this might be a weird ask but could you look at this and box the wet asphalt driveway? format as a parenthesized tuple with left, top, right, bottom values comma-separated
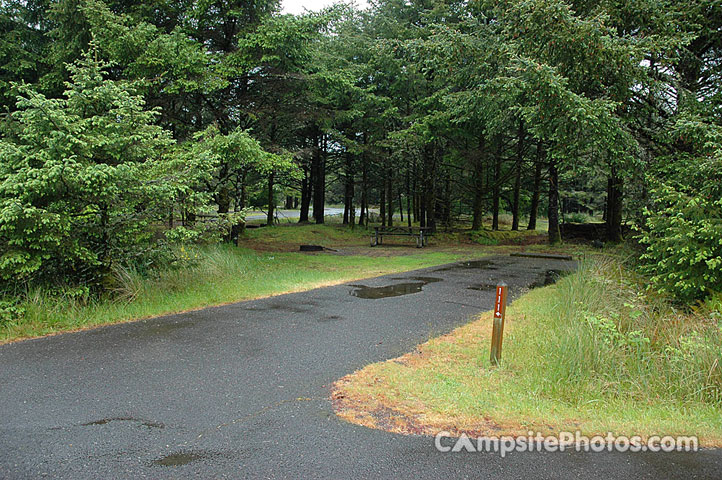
(1, 255, 720, 479)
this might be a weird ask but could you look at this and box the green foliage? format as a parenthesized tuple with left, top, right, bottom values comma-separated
(527, 257, 722, 405)
(186, 125, 299, 218)
(639, 118, 722, 303)
(705, 292, 722, 315)
(190, 125, 293, 175)
(0, 47, 185, 288)
(81, 0, 222, 95)
(0, 1, 50, 110)
(0, 297, 25, 327)
(564, 212, 592, 223)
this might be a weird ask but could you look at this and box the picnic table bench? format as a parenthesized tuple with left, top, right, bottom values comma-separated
(371, 226, 433, 248)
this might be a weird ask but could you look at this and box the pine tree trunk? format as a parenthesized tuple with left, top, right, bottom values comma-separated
(343, 168, 354, 225)
(527, 142, 542, 230)
(406, 169, 412, 227)
(266, 171, 275, 226)
(398, 191, 404, 223)
(419, 191, 426, 228)
(380, 184, 386, 227)
(299, 165, 311, 223)
(312, 132, 325, 224)
(492, 143, 501, 231)
(442, 173, 451, 227)
(359, 160, 368, 226)
(426, 190, 436, 232)
(386, 170, 393, 227)
(606, 166, 624, 242)
(548, 155, 562, 244)
(426, 144, 438, 232)
(412, 160, 418, 223)
(512, 120, 524, 231)
(420, 145, 431, 229)
(472, 135, 485, 231)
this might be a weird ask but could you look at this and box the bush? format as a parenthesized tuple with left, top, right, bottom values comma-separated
(0, 298, 25, 327)
(639, 180, 722, 303)
(638, 120, 722, 303)
(0, 48, 195, 290)
(563, 212, 592, 223)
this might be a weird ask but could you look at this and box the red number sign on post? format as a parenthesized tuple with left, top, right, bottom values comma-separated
(490, 282, 508, 366)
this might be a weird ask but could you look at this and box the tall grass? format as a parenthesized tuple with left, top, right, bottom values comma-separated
(512, 257, 722, 406)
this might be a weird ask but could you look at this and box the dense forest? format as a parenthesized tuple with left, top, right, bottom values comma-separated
(1, 0, 720, 304)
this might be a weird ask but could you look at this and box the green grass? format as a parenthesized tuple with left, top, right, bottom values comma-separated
(467, 229, 544, 245)
(1, 243, 472, 344)
(563, 212, 595, 223)
(242, 223, 371, 246)
(334, 254, 722, 445)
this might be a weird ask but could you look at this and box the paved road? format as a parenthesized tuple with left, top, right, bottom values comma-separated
(246, 208, 346, 222)
(1, 255, 720, 479)
(246, 207, 387, 222)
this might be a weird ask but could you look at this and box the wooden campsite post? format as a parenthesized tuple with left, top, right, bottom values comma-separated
(490, 282, 508, 366)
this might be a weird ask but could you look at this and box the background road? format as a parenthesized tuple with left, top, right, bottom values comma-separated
(1, 255, 719, 479)
(245, 208, 345, 222)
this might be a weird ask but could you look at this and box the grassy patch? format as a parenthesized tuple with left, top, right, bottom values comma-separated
(1, 244, 471, 344)
(466, 229, 545, 246)
(333, 255, 722, 445)
(242, 223, 370, 249)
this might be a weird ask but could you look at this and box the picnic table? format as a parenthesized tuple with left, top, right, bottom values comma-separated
(370, 226, 433, 248)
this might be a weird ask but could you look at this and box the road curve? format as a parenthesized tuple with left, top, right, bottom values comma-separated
(1, 255, 719, 479)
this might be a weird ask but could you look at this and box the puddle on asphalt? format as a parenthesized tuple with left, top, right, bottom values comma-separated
(82, 417, 164, 429)
(130, 320, 195, 338)
(349, 277, 441, 299)
(390, 276, 443, 283)
(467, 270, 569, 292)
(530, 269, 566, 288)
(434, 260, 497, 272)
(349, 282, 425, 299)
(152, 451, 205, 467)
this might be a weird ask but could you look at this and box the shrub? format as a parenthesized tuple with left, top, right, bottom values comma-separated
(0, 48, 196, 290)
(0, 298, 25, 327)
(564, 212, 592, 223)
(638, 118, 722, 304)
